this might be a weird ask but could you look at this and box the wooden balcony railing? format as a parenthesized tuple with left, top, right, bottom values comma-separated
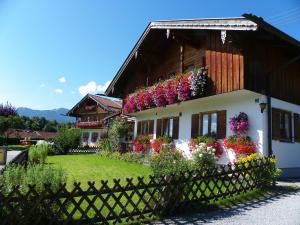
(75, 121, 103, 128)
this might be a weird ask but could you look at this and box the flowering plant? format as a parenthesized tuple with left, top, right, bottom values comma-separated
(133, 135, 151, 152)
(177, 72, 192, 101)
(229, 112, 249, 134)
(224, 135, 256, 156)
(144, 88, 155, 108)
(192, 143, 217, 170)
(154, 85, 167, 107)
(164, 79, 179, 105)
(123, 95, 136, 114)
(122, 67, 207, 113)
(136, 90, 146, 111)
(189, 68, 207, 97)
(189, 136, 223, 158)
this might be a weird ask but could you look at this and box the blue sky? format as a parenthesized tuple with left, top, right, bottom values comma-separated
(0, 0, 299, 110)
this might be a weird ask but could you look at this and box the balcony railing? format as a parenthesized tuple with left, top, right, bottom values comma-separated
(75, 121, 103, 128)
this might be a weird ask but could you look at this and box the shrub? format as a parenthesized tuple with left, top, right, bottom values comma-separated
(192, 143, 217, 171)
(150, 136, 172, 153)
(189, 136, 223, 158)
(108, 118, 130, 150)
(150, 146, 192, 177)
(133, 135, 151, 152)
(120, 152, 149, 164)
(28, 144, 49, 164)
(98, 149, 112, 158)
(237, 153, 281, 186)
(98, 138, 112, 151)
(224, 135, 256, 156)
(0, 164, 66, 194)
(54, 125, 81, 154)
(0, 164, 66, 222)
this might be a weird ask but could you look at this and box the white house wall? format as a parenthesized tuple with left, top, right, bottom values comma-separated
(271, 97, 300, 177)
(132, 90, 266, 163)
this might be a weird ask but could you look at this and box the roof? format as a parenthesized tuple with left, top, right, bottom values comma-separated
(105, 14, 300, 96)
(7, 129, 57, 139)
(67, 94, 122, 116)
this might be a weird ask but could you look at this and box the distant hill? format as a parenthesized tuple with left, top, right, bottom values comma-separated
(17, 107, 75, 123)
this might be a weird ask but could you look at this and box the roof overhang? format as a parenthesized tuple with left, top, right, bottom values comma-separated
(105, 14, 300, 97)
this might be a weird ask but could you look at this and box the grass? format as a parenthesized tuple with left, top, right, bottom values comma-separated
(47, 154, 153, 189)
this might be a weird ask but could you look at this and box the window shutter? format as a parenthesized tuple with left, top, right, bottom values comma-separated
(272, 108, 280, 140)
(172, 117, 179, 139)
(156, 119, 162, 137)
(137, 121, 142, 136)
(294, 113, 300, 142)
(149, 120, 154, 136)
(217, 110, 227, 139)
(191, 114, 199, 138)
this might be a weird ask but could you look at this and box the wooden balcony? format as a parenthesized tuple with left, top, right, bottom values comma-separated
(75, 121, 103, 128)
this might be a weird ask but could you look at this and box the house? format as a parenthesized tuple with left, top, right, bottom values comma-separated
(67, 94, 122, 146)
(105, 14, 300, 178)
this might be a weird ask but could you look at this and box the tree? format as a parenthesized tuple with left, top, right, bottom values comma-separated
(0, 102, 17, 117)
(54, 125, 81, 154)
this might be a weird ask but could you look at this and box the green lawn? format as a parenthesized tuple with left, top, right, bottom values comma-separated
(47, 154, 152, 189)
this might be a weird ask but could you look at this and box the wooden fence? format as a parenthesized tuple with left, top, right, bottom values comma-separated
(0, 157, 273, 225)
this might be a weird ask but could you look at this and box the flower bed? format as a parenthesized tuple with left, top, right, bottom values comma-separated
(123, 68, 207, 113)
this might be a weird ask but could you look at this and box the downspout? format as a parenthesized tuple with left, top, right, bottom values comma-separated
(266, 54, 300, 157)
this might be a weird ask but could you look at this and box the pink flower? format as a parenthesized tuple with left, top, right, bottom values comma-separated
(177, 72, 192, 101)
(154, 85, 167, 107)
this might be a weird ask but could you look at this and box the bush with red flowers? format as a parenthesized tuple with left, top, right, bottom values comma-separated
(150, 136, 172, 153)
(136, 90, 146, 111)
(133, 135, 151, 152)
(154, 85, 167, 107)
(122, 68, 207, 113)
(164, 79, 178, 105)
(177, 72, 192, 101)
(224, 135, 256, 155)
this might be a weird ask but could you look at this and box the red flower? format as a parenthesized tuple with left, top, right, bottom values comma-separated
(164, 79, 179, 104)
(207, 140, 223, 158)
(224, 136, 256, 156)
(151, 139, 163, 153)
(136, 91, 146, 111)
(178, 72, 192, 101)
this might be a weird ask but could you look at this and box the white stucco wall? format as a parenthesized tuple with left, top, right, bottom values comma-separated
(271, 97, 300, 169)
(81, 128, 107, 146)
(132, 90, 266, 164)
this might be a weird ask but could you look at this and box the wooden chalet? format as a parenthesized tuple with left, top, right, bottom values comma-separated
(105, 14, 300, 178)
(67, 94, 122, 146)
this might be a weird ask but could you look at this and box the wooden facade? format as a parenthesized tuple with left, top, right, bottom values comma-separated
(107, 18, 300, 107)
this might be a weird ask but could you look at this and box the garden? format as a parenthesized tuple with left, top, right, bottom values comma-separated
(0, 111, 281, 225)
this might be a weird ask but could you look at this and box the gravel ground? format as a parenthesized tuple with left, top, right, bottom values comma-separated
(149, 181, 300, 225)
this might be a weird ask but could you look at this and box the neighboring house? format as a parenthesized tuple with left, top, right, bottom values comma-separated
(105, 14, 300, 178)
(6, 129, 56, 140)
(67, 94, 122, 146)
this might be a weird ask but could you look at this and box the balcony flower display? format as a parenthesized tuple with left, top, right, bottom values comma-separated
(164, 79, 179, 104)
(123, 95, 137, 114)
(123, 67, 207, 113)
(189, 68, 207, 97)
(154, 85, 167, 107)
(229, 112, 249, 134)
(136, 90, 146, 111)
(144, 87, 155, 108)
(177, 72, 192, 101)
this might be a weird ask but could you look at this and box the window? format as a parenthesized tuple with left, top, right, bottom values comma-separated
(156, 117, 179, 139)
(82, 132, 89, 142)
(294, 113, 300, 142)
(191, 110, 226, 139)
(272, 108, 292, 142)
(137, 120, 154, 136)
(91, 132, 99, 143)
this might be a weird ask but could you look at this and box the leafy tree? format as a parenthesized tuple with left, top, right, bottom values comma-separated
(54, 125, 81, 154)
(0, 102, 17, 117)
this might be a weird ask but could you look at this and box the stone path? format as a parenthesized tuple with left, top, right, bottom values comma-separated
(149, 181, 300, 225)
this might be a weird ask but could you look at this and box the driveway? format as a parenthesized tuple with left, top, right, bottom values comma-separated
(149, 181, 300, 225)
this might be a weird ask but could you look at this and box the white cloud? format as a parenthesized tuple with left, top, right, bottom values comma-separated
(55, 89, 63, 94)
(79, 81, 111, 96)
(40, 83, 46, 88)
(58, 76, 66, 83)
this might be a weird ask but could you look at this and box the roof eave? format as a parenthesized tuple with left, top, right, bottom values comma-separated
(104, 17, 258, 97)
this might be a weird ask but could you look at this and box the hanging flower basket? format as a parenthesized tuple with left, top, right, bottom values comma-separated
(229, 112, 249, 134)
(123, 68, 207, 113)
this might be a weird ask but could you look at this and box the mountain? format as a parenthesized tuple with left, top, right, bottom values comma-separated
(17, 107, 75, 123)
